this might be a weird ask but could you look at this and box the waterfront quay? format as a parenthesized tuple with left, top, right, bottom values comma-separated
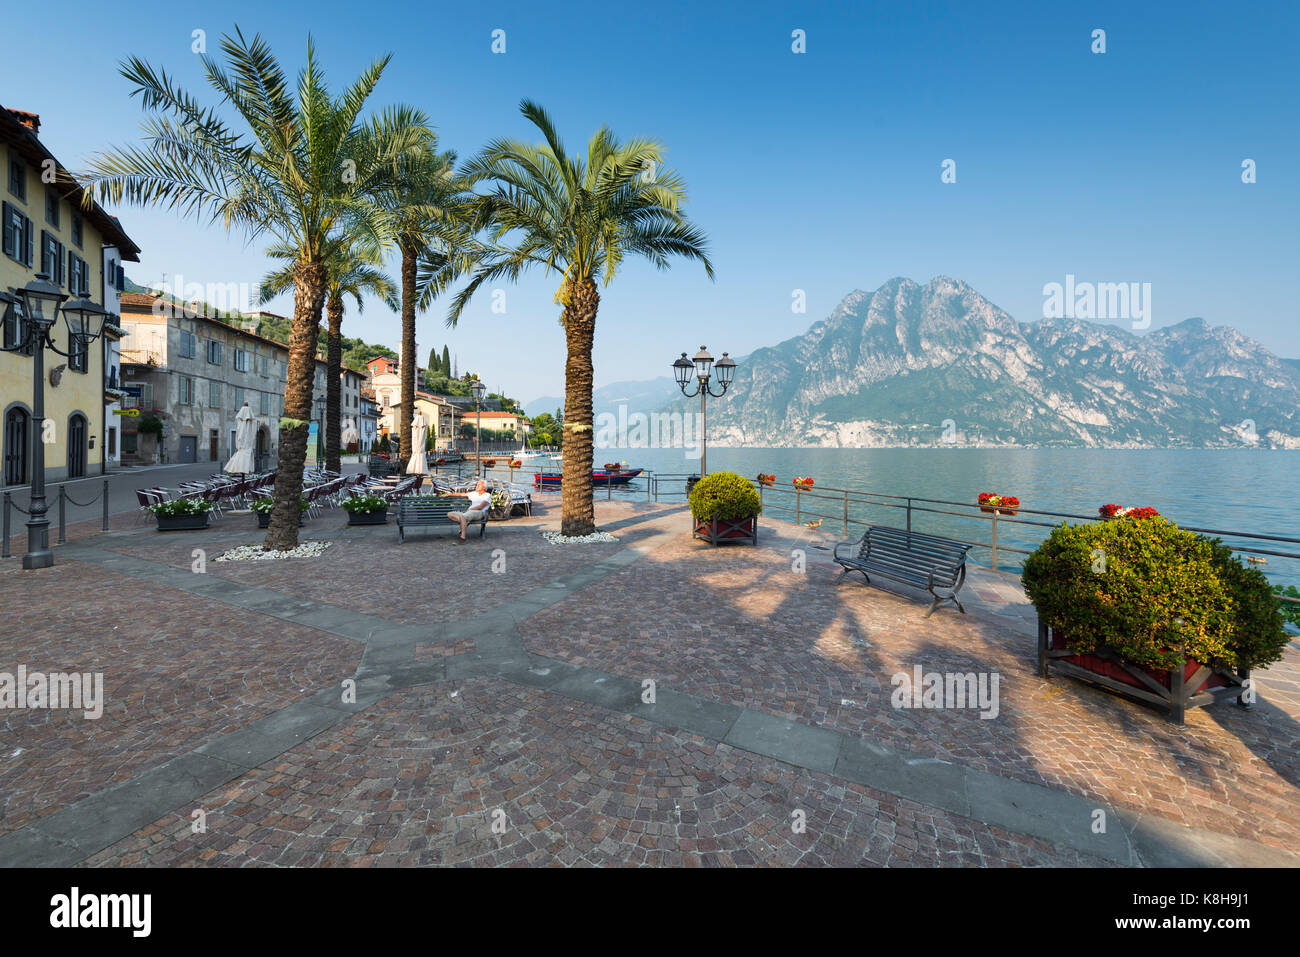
(1, 499, 1296, 867)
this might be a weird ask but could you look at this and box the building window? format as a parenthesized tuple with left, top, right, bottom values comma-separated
(45, 187, 59, 228)
(69, 335, 88, 373)
(180, 376, 195, 404)
(7, 157, 25, 201)
(233, 348, 249, 372)
(107, 427, 117, 456)
(71, 215, 83, 248)
(232, 387, 243, 408)
(259, 392, 269, 414)
(179, 330, 197, 358)
(209, 380, 220, 407)
(40, 231, 65, 285)
(258, 354, 268, 376)
(2, 202, 34, 266)
(206, 339, 223, 364)
(3, 299, 31, 354)
(67, 252, 89, 296)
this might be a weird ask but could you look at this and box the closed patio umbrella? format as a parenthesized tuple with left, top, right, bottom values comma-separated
(406, 414, 428, 475)
(341, 417, 360, 449)
(225, 403, 256, 474)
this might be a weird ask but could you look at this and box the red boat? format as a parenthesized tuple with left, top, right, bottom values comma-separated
(534, 467, 644, 488)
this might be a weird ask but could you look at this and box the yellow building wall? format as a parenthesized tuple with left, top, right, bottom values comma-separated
(1, 157, 106, 483)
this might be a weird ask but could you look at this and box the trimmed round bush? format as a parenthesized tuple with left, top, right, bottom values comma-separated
(1021, 516, 1288, 671)
(688, 471, 761, 522)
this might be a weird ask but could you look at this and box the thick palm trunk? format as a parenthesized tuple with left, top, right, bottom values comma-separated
(399, 242, 417, 468)
(560, 279, 598, 536)
(325, 295, 343, 474)
(265, 261, 327, 551)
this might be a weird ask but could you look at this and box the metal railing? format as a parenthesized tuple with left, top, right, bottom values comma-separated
(3, 480, 110, 558)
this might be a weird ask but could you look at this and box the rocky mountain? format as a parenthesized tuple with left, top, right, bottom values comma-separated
(526, 375, 680, 422)
(660, 277, 1300, 448)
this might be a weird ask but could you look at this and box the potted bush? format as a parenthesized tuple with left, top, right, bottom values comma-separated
(150, 497, 213, 531)
(487, 488, 512, 521)
(251, 496, 308, 528)
(342, 492, 389, 526)
(689, 471, 761, 545)
(1022, 514, 1289, 722)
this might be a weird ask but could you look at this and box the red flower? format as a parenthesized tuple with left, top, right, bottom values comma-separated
(1005, 496, 1020, 507)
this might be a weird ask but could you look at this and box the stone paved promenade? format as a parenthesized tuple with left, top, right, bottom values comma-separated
(1, 498, 1297, 867)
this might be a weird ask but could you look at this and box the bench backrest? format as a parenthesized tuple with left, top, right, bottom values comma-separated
(396, 495, 461, 521)
(859, 525, 971, 569)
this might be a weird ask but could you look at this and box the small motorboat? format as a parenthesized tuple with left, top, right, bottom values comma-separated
(533, 466, 644, 488)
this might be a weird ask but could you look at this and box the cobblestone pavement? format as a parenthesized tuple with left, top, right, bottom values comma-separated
(2, 498, 1297, 866)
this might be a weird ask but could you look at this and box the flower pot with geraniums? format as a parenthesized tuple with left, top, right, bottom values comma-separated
(756, 473, 775, 487)
(342, 493, 389, 526)
(978, 492, 1020, 515)
(1022, 513, 1289, 723)
(251, 496, 308, 527)
(1099, 503, 1161, 520)
(792, 476, 814, 489)
(689, 471, 761, 545)
(150, 497, 214, 531)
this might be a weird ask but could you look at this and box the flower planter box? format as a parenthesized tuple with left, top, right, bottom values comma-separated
(155, 513, 211, 531)
(257, 513, 305, 528)
(346, 510, 388, 526)
(1037, 621, 1250, 724)
(693, 515, 757, 546)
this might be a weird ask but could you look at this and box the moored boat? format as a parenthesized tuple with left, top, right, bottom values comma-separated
(534, 467, 644, 488)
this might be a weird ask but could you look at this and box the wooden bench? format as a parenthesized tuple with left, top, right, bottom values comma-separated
(833, 525, 972, 617)
(395, 495, 486, 543)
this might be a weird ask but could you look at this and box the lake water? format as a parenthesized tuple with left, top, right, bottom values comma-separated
(563, 446, 1300, 588)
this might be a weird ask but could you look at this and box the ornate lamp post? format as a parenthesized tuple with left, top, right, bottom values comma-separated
(470, 378, 486, 477)
(0, 274, 107, 569)
(673, 346, 736, 478)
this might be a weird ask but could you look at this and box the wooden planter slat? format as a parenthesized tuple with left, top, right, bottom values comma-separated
(693, 515, 758, 546)
(1037, 620, 1251, 724)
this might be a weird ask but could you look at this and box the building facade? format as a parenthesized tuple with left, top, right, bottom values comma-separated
(2, 107, 141, 486)
(119, 293, 288, 468)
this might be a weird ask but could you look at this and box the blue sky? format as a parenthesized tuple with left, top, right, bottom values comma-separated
(5, 0, 1297, 402)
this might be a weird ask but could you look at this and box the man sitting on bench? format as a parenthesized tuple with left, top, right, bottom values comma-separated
(448, 479, 491, 543)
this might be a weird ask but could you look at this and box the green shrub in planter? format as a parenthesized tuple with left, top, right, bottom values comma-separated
(341, 493, 387, 515)
(688, 471, 761, 522)
(1021, 515, 1288, 671)
(148, 498, 213, 517)
(251, 496, 309, 514)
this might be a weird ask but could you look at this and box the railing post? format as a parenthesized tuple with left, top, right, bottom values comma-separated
(906, 498, 912, 532)
(647, 471, 652, 503)
(57, 485, 66, 545)
(990, 510, 998, 570)
(2, 491, 10, 558)
(795, 487, 801, 526)
(843, 489, 848, 536)
(102, 479, 109, 531)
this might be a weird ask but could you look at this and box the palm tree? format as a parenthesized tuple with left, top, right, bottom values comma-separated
(449, 100, 714, 536)
(372, 140, 475, 469)
(84, 28, 429, 549)
(260, 239, 397, 472)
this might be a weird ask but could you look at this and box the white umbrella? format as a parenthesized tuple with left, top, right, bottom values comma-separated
(406, 414, 428, 474)
(225, 403, 256, 473)
(341, 417, 360, 448)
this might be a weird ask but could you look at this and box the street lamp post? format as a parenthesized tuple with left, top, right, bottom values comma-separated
(673, 347, 736, 478)
(0, 274, 107, 569)
(470, 378, 486, 478)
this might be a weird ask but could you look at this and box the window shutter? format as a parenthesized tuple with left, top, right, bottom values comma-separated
(116, 264, 124, 291)
(23, 216, 33, 266)
(1, 201, 12, 257)
(68, 250, 75, 292)
(58, 241, 66, 285)
(40, 229, 49, 275)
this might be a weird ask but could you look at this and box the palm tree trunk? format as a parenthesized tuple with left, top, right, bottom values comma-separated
(560, 278, 598, 536)
(399, 242, 417, 468)
(264, 261, 327, 550)
(325, 295, 343, 474)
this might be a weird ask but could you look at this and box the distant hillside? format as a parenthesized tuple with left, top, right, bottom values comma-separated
(527, 375, 679, 420)
(653, 276, 1300, 449)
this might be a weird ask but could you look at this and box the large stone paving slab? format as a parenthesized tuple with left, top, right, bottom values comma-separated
(82, 676, 1116, 867)
(0, 559, 361, 836)
(521, 506, 1300, 853)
